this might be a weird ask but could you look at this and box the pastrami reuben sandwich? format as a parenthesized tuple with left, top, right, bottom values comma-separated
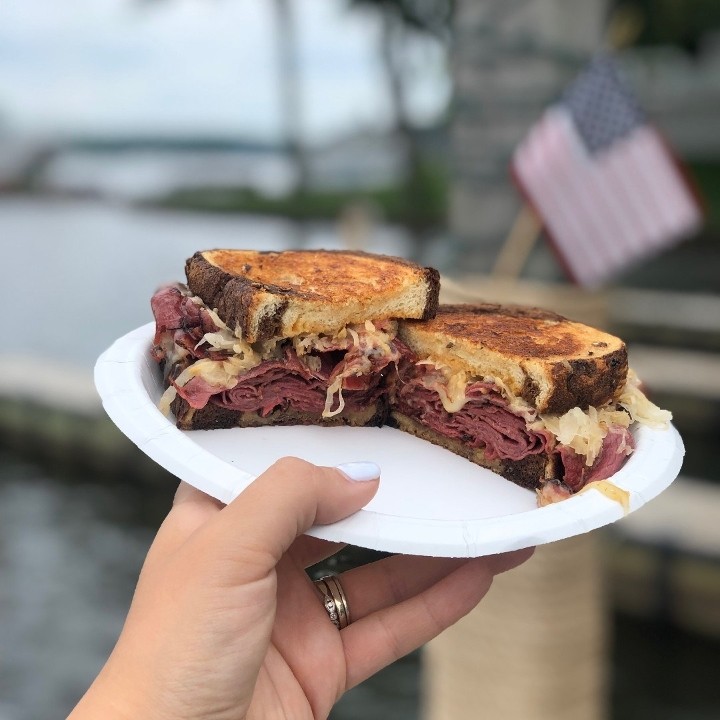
(390, 304, 671, 505)
(149, 251, 671, 507)
(150, 249, 439, 430)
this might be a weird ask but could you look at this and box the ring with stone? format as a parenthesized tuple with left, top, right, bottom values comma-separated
(313, 574, 351, 629)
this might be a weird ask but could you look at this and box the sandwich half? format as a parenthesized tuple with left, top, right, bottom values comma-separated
(390, 304, 671, 504)
(151, 249, 440, 430)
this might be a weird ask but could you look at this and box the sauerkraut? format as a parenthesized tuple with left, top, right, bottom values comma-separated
(412, 361, 670, 468)
(618, 369, 672, 428)
(537, 406, 631, 467)
(158, 293, 402, 418)
(537, 370, 671, 466)
(321, 321, 399, 417)
(293, 320, 397, 360)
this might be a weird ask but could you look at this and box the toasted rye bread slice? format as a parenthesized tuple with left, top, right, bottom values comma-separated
(390, 412, 559, 490)
(171, 395, 388, 431)
(185, 249, 440, 343)
(398, 304, 628, 415)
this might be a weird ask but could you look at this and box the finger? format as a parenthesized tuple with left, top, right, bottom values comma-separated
(144, 482, 223, 568)
(290, 536, 347, 569)
(203, 457, 380, 581)
(173, 480, 224, 512)
(329, 548, 534, 622)
(486, 547, 535, 575)
(337, 555, 469, 621)
(342, 557, 495, 689)
(270, 555, 349, 714)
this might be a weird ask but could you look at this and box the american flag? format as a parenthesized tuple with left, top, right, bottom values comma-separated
(512, 54, 703, 287)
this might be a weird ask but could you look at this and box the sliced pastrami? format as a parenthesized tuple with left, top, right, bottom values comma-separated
(558, 425, 634, 491)
(394, 374, 553, 462)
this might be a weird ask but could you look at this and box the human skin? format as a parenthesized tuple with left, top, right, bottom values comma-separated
(69, 457, 533, 720)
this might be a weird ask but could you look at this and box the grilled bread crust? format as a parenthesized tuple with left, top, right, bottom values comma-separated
(170, 395, 389, 431)
(185, 249, 440, 343)
(390, 412, 559, 490)
(398, 304, 628, 415)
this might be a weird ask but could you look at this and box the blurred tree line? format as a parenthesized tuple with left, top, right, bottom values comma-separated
(351, 0, 453, 254)
(142, 0, 720, 245)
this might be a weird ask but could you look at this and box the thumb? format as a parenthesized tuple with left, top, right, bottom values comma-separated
(204, 456, 379, 577)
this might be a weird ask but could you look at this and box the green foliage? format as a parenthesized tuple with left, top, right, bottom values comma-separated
(150, 159, 720, 238)
(401, 157, 449, 228)
(688, 162, 720, 232)
(151, 160, 448, 228)
(610, 0, 720, 53)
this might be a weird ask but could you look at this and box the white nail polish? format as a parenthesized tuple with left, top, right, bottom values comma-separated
(336, 462, 380, 482)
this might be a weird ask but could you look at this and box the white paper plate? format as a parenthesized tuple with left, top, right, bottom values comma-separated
(95, 323, 685, 557)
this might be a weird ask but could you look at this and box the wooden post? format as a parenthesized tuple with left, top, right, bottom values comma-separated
(424, 535, 609, 720)
(491, 204, 543, 279)
(427, 2, 613, 720)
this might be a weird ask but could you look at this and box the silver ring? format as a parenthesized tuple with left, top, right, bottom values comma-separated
(313, 574, 351, 629)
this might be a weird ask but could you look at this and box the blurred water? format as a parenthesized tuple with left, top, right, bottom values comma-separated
(0, 193, 414, 717)
(2, 196, 719, 720)
(36, 142, 405, 199)
(0, 454, 161, 720)
(41, 150, 297, 201)
(3, 445, 719, 720)
(0, 196, 411, 371)
(0, 451, 419, 720)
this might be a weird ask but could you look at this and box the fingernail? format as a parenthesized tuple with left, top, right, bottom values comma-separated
(336, 461, 381, 482)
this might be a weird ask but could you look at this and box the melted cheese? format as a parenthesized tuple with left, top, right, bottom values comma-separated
(415, 362, 669, 469)
(160, 297, 401, 419)
(158, 385, 178, 416)
(158, 354, 260, 417)
(417, 363, 469, 413)
(320, 321, 398, 417)
(416, 359, 536, 417)
(578, 480, 631, 515)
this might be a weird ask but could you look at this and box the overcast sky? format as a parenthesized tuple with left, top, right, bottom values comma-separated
(0, 0, 449, 143)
